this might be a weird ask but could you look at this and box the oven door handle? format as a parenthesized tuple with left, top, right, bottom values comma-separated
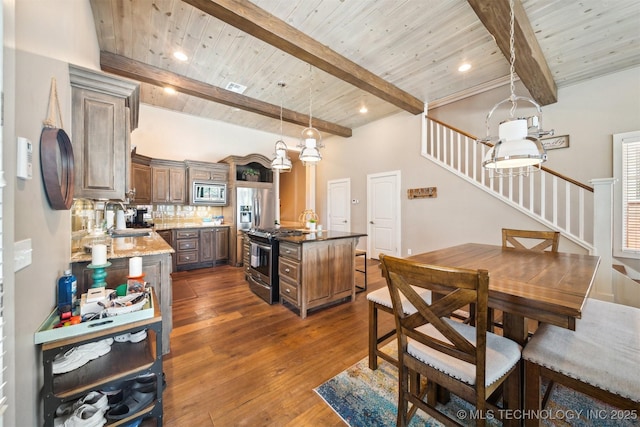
(253, 242, 271, 252)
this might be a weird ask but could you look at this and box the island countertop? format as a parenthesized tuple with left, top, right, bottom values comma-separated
(70, 231, 175, 263)
(277, 230, 366, 244)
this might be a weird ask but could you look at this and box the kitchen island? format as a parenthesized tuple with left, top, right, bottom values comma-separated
(277, 230, 366, 318)
(71, 231, 174, 354)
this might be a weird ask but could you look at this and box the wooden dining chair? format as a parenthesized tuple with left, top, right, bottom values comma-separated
(502, 228, 560, 252)
(523, 298, 640, 426)
(379, 254, 522, 427)
(367, 285, 431, 370)
(491, 228, 561, 332)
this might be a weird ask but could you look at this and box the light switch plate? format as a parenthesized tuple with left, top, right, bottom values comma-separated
(14, 238, 32, 272)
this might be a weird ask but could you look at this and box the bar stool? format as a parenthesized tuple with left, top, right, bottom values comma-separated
(355, 249, 367, 293)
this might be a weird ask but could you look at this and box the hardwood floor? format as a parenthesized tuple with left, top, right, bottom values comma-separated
(162, 258, 388, 426)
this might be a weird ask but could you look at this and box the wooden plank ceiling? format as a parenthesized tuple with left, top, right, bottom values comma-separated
(91, 0, 640, 139)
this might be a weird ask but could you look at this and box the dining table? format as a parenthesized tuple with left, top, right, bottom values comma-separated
(409, 242, 601, 425)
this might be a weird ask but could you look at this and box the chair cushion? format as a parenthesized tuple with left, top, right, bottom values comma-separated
(367, 286, 431, 314)
(522, 298, 640, 402)
(407, 318, 522, 387)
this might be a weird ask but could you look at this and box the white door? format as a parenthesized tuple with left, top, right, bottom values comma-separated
(367, 171, 401, 259)
(327, 178, 350, 232)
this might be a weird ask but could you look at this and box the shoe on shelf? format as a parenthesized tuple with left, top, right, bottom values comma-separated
(53, 403, 106, 427)
(55, 391, 109, 417)
(114, 329, 147, 344)
(130, 372, 156, 391)
(106, 388, 156, 421)
(52, 339, 114, 375)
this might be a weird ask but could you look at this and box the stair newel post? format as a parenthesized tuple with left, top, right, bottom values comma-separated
(590, 177, 616, 301)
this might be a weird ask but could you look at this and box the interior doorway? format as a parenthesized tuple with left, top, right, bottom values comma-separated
(367, 170, 401, 259)
(327, 178, 351, 232)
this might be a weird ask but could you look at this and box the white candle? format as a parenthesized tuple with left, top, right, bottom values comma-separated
(92, 244, 107, 266)
(129, 256, 143, 277)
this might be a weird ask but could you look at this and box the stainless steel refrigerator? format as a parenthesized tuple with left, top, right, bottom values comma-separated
(235, 186, 275, 265)
(236, 186, 275, 231)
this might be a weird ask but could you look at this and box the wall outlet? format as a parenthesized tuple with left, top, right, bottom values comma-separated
(407, 249, 412, 255)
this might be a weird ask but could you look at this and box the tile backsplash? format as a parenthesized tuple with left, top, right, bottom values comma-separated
(71, 199, 225, 233)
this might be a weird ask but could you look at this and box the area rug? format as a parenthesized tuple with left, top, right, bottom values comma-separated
(315, 342, 639, 427)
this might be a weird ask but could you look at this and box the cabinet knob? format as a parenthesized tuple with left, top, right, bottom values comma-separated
(285, 288, 291, 293)
(285, 268, 290, 273)
(286, 249, 291, 254)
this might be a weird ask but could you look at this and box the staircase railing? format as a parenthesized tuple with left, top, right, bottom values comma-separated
(422, 116, 594, 252)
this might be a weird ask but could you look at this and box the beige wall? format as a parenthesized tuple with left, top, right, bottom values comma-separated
(132, 103, 298, 162)
(6, 1, 100, 425)
(315, 67, 640, 257)
(429, 69, 640, 184)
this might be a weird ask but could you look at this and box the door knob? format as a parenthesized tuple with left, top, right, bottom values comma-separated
(343, 220, 347, 223)
(370, 221, 374, 224)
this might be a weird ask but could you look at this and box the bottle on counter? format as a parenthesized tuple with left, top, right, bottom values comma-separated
(57, 270, 77, 319)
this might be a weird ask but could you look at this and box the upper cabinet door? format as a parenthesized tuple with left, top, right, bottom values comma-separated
(70, 65, 139, 201)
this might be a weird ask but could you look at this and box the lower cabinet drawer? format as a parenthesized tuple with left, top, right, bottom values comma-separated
(280, 278, 299, 303)
(176, 230, 199, 239)
(176, 250, 198, 265)
(279, 257, 300, 282)
(177, 239, 198, 251)
(279, 242, 302, 261)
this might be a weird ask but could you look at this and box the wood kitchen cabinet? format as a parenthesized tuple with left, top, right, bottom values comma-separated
(151, 159, 186, 204)
(200, 228, 214, 263)
(69, 65, 139, 201)
(173, 227, 229, 271)
(185, 160, 229, 182)
(214, 227, 229, 262)
(131, 152, 152, 204)
(279, 238, 356, 319)
(174, 229, 200, 270)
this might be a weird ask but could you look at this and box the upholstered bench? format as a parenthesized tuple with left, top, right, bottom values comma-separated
(367, 286, 431, 369)
(523, 298, 640, 425)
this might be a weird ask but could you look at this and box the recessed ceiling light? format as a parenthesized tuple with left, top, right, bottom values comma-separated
(458, 63, 472, 72)
(164, 87, 176, 94)
(359, 106, 368, 114)
(173, 51, 188, 61)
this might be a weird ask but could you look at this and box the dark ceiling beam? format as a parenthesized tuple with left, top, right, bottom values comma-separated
(182, 0, 425, 115)
(467, 0, 557, 106)
(100, 51, 352, 138)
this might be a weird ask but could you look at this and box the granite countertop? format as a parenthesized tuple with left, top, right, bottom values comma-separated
(153, 222, 230, 231)
(277, 230, 367, 244)
(71, 231, 175, 263)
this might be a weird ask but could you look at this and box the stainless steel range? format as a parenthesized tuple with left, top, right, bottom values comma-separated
(245, 227, 302, 304)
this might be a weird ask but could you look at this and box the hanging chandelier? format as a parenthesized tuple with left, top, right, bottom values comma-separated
(298, 65, 323, 165)
(480, 0, 553, 176)
(271, 82, 292, 172)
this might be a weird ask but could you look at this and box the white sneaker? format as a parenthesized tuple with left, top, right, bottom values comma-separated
(114, 329, 147, 343)
(53, 404, 106, 427)
(55, 391, 109, 417)
(52, 338, 114, 374)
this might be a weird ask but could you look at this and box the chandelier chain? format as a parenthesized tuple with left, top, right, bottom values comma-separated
(509, 0, 517, 118)
(278, 82, 285, 138)
(308, 64, 313, 128)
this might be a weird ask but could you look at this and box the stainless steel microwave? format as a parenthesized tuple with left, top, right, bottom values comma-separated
(192, 181, 227, 206)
